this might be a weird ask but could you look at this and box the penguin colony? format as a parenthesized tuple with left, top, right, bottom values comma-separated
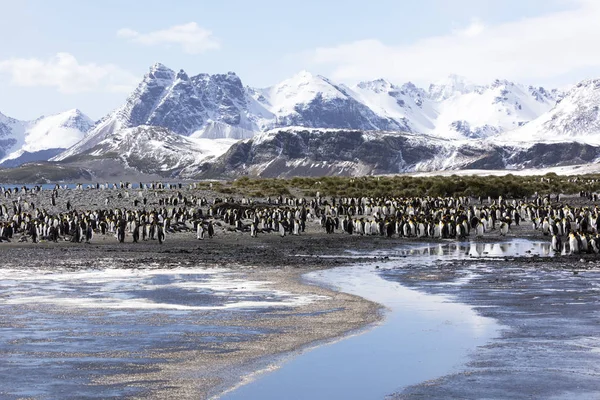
(0, 183, 597, 255)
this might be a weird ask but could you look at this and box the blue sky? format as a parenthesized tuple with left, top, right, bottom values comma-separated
(0, 0, 597, 120)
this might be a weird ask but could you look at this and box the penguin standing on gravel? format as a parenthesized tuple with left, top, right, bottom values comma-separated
(132, 222, 139, 243)
(590, 235, 600, 253)
(500, 221, 509, 236)
(117, 221, 126, 243)
(31, 223, 39, 243)
(85, 222, 93, 243)
(197, 222, 205, 240)
(157, 224, 165, 244)
(551, 234, 562, 252)
(279, 220, 286, 237)
(568, 232, 579, 255)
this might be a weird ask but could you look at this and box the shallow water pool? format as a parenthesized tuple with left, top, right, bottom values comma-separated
(221, 239, 552, 400)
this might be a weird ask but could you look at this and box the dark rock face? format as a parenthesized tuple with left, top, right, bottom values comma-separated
(506, 143, 600, 168)
(274, 95, 404, 131)
(0, 138, 17, 160)
(463, 142, 600, 170)
(113, 65, 252, 137)
(200, 129, 600, 179)
(206, 129, 444, 178)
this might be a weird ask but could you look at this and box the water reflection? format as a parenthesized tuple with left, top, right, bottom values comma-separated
(355, 239, 554, 259)
(220, 241, 531, 400)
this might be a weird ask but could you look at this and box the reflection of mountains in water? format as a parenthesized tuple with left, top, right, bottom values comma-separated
(391, 240, 553, 258)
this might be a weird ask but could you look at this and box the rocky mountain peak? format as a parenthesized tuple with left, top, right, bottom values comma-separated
(428, 74, 480, 101)
(176, 69, 189, 81)
(356, 79, 395, 93)
(149, 62, 175, 77)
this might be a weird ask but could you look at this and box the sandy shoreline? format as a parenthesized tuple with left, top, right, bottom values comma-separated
(0, 233, 385, 400)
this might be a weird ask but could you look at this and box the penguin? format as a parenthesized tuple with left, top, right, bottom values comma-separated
(207, 221, 214, 238)
(457, 223, 467, 239)
(157, 224, 165, 244)
(197, 222, 205, 240)
(279, 221, 286, 237)
(541, 218, 550, 236)
(551, 234, 562, 252)
(475, 222, 485, 237)
(85, 224, 93, 243)
(117, 222, 126, 243)
(568, 232, 579, 255)
(590, 236, 600, 254)
(500, 221, 509, 236)
(580, 233, 589, 253)
(132, 223, 139, 243)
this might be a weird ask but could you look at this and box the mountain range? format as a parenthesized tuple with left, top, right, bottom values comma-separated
(1, 63, 599, 181)
(0, 109, 93, 167)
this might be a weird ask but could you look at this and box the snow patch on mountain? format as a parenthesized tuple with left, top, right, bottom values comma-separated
(190, 121, 255, 140)
(434, 79, 560, 139)
(257, 71, 347, 116)
(84, 125, 234, 175)
(350, 79, 437, 134)
(249, 71, 403, 131)
(346, 75, 562, 140)
(494, 79, 600, 146)
(428, 74, 482, 102)
(0, 109, 92, 164)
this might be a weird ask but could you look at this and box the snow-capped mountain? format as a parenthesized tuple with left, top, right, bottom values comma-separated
(0, 112, 24, 160)
(71, 125, 234, 175)
(349, 79, 437, 134)
(0, 109, 93, 167)
(495, 79, 600, 145)
(53, 64, 565, 165)
(249, 71, 404, 131)
(41, 63, 600, 180)
(430, 78, 562, 139)
(53, 64, 261, 162)
(428, 74, 483, 102)
(350, 75, 562, 140)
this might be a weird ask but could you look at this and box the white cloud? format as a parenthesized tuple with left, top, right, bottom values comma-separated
(307, 1, 600, 85)
(453, 18, 485, 37)
(117, 22, 220, 54)
(0, 52, 137, 94)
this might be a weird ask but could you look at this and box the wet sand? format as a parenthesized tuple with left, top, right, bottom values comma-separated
(0, 232, 386, 400)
